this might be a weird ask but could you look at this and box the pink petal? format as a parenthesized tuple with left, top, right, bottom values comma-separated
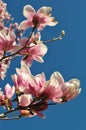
(19, 94, 32, 107)
(23, 5, 35, 18)
(4, 84, 15, 99)
(20, 20, 33, 30)
(31, 44, 48, 56)
(36, 112, 46, 119)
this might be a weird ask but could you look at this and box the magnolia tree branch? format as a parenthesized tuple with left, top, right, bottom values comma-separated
(0, 0, 81, 121)
(0, 30, 65, 62)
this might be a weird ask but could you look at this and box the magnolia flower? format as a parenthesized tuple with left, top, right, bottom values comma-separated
(39, 72, 81, 103)
(61, 79, 81, 102)
(20, 5, 58, 31)
(12, 32, 47, 66)
(12, 73, 31, 92)
(0, 29, 16, 52)
(40, 72, 64, 102)
(3, 84, 15, 110)
(4, 83, 15, 99)
(27, 73, 46, 97)
(22, 43, 48, 66)
(19, 32, 47, 66)
(12, 62, 37, 92)
(12, 62, 46, 97)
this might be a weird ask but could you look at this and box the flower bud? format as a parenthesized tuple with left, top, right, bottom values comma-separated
(61, 30, 65, 35)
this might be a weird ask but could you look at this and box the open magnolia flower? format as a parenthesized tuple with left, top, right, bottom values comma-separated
(10, 32, 48, 66)
(4, 83, 15, 99)
(20, 40, 48, 66)
(0, 28, 16, 52)
(20, 5, 58, 31)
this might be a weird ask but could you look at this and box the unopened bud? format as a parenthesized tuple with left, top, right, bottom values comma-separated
(61, 30, 65, 35)
(58, 37, 62, 40)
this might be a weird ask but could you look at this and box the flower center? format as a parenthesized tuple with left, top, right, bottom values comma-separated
(32, 15, 39, 27)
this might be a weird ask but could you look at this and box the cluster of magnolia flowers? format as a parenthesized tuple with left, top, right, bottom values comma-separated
(0, 62, 81, 119)
(0, 0, 81, 120)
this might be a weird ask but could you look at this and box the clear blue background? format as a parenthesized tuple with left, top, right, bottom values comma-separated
(0, 0, 86, 130)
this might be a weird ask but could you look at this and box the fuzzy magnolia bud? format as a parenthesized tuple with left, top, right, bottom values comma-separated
(61, 30, 65, 36)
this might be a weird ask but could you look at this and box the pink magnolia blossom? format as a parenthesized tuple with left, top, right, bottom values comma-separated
(61, 79, 81, 102)
(12, 62, 37, 92)
(12, 73, 31, 92)
(28, 73, 46, 97)
(40, 72, 64, 102)
(11, 32, 47, 66)
(20, 33, 47, 66)
(0, 28, 16, 52)
(23, 43, 47, 66)
(39, 72, 81, 103)
(20, 5, 58, 31)
(4, 83, 15, 99)
(12, 62, 46, 97)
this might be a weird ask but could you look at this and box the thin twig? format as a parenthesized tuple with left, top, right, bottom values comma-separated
(0, 115, 22, 120)
(43, 30, 65, 44)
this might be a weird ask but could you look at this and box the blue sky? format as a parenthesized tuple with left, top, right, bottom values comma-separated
(0, 0, 86, 130)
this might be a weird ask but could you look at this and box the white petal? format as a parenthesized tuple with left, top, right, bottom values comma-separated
(37, 6, 52, 16)
(34, 56, 44, 63)
(20, 61, 31, 74)
(39, 44, 48, 55)
(50, 72, 64, 85)
(69, 79, 80, 88)
(23, 5, 35, 18)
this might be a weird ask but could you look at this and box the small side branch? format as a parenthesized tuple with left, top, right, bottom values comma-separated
(43, 30, 65, 44)
(0, 115, 22, 120)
